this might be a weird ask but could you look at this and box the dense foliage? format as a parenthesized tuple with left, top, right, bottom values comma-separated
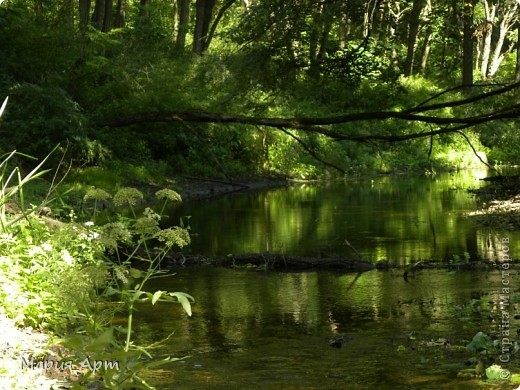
(0, 0, 519, 179)
(0, 150, 193, 388)
(1, 2, 519, 386)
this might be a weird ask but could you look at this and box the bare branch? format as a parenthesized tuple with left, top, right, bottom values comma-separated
(97, 81, 520, 144)
(278, 127, 346, 174)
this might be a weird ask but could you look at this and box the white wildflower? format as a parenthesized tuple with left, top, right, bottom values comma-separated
(155, 189, 182, 202)
(41, 243, 53, 252)
(61, 249, 74, 266)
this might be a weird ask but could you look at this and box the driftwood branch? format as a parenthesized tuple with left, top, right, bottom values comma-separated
(161, 252, 376, 271)
(182, 175, 249, 189)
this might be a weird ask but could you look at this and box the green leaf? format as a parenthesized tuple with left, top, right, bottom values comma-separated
(129, 268, 144, 278)
(105, 286, 120, 296)
(86, 328, 114, 352)
(152, 290, 164, 305)
(169, 292, 195, 317)
(132, 290, 147, 301)
(485, 364, 506, 381)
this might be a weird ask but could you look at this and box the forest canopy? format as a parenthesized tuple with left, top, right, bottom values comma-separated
(1, 0, 520, 178)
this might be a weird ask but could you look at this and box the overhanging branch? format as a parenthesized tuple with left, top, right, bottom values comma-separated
(97, 81, 520, 143)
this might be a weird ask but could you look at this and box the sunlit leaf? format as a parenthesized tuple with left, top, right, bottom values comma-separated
(485, 364, 506, 380)
(152, 290, 164, 305)
(169, 292, 195, 316)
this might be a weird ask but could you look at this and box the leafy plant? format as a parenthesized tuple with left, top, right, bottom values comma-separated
(59, 186, 194, 389)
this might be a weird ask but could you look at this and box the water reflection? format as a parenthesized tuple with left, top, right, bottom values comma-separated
(168, 170, 520, 264)
(135, 268, 519, 389)
(132, 170, 520, 388)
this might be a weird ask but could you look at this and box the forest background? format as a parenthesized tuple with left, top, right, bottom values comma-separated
(1, 1, 520, 388)
(1, 0, 520, 186)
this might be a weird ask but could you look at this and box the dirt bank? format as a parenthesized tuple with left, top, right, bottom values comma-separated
(468, 174, 520, 230)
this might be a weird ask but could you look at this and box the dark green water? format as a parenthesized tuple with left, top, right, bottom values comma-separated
(167, 170, 519, 263)
(133, 171, 519, 388)
(136, 269, 518, 389)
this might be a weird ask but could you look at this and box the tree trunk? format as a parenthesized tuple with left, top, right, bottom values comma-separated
(516, 23, 520, 82)
(172, 0, 178, 37)
(373, 0, 386, 42)
(114, 0, 126, 28)
(462, 2, 474, 87)
(176, 0, 190, 51)
(139, 0, 150, 21)
(205, 0, 237, 53)
(487, 4, 518, 78)
(418, 28, 432, 74)
(363, 0, 377, 38)
(79, 0, 92, 31)
(193, 0, 216, 54)
(308, 3, 325, 77)
(480, 1, 496, 79)
(404, 0, 425, 76)
(91, 0, 105, 30)
(102, 0, 113, 32)
(338, 13, 349, 49)
(317, 20, 332, 62)
(388, 2, 406, 73)
(488, 22, 509, 77)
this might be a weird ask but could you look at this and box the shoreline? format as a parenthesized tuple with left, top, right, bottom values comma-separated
(175, 175, 290, 202)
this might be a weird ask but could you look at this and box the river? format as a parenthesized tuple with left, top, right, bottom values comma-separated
(131, 170, 519, 389)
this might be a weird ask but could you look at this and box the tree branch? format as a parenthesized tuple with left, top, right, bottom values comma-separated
(278, 127, 346, 174)
(97, 81, 520, 143)
(406, 80, 520, 114)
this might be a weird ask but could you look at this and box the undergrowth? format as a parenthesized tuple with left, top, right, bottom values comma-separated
(0, 100, 195, 388)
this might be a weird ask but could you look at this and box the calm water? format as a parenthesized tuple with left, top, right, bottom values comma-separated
(136, 269, 518, 389)
(167, 170, 519, 264)
(133, 171, 519, 388)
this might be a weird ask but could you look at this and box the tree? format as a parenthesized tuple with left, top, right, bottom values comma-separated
(476, 0, 518, 79)
(99, 82, 520, 141)
(404, 0, 426, 76)
(516, 22, 520, 82)
(193, 0, 216, 54)
(114, 0, 126, 28)
(417, 0, 433, 74)
(91, 0, 104, 30)
(97, 81, 520, 173)
(79, 0, 92, 31)
(462, 1, 475, 87)
(175, 0, 191, 51)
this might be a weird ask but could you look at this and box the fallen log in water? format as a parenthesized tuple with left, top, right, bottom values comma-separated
(161, 252, 375, 272)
